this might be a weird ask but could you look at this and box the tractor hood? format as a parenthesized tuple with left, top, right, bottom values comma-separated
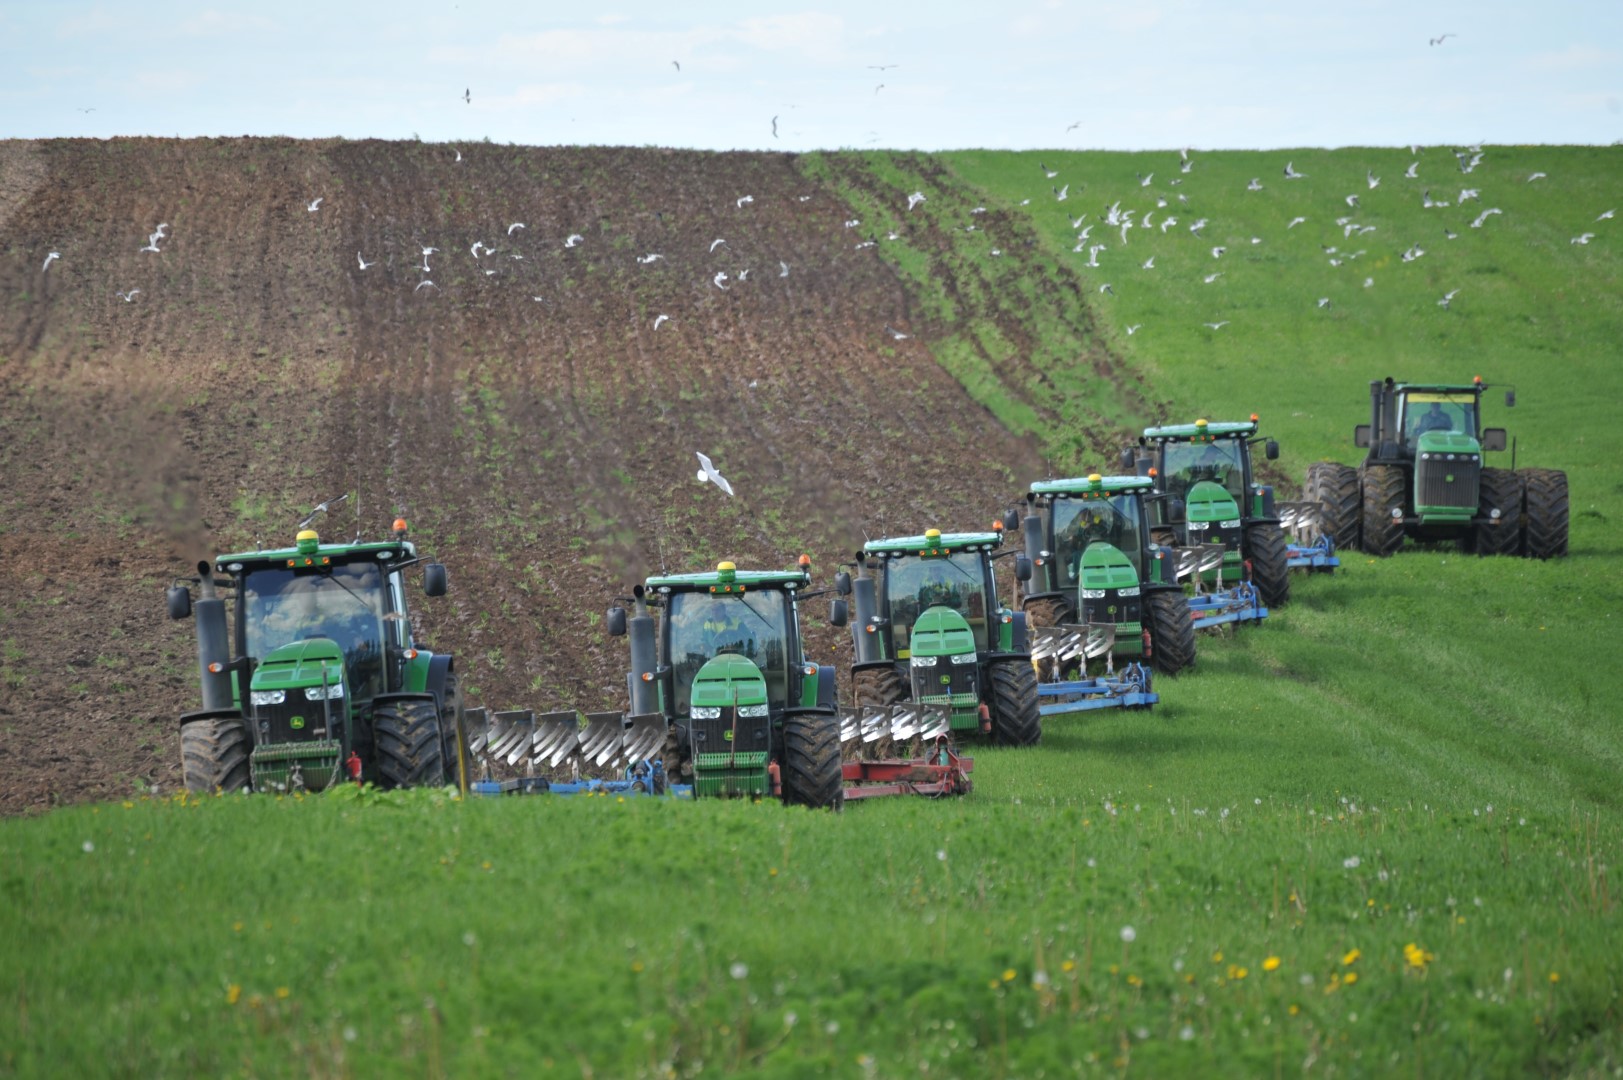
(690, 654, 769, 712)
(1414, 430, 1481, 457)
(909, 605, 976, 659)
(250, 638, 346, 693)
(1079, 543, 1140, 591)
(1184, 480, 1241, 524)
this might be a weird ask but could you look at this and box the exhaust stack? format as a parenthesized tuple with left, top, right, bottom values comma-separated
(627, 586, 658, 716)
(193, 561, 233, 711)
(850, 555, 881, 665)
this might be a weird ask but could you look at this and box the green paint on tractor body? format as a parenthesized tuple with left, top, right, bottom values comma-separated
(1031, 475, 1155, 498)
(1411, 430, 1483, 522)
(1182, 479, 1246, 582)
(1076, 543, 1146, 657)
(688, 654, 773, 798)
(1142, 419, 1259, 441)
(863, 531, 1003, 555)
(908, 605, 982, 730)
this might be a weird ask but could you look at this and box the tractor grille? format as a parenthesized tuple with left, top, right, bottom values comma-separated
(254, 698, 341, 744)
(913, 662, 977, 704)
(1081, 591, 1142, 626)
(689, 707, 771, 759)
(1417, 458, 1478, 509)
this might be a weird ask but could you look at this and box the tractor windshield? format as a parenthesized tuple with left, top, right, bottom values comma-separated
(1162, 438, 1245, 503)
(1400, 392, 1477, 442)
(882, 552, 989, 657)
(1052, 495, 1144, 584)
(666, 590, 790, 716)
(241, 563, 388, 701)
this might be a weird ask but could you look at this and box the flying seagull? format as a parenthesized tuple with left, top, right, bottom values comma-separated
(874, 83, 884, 95)
(1203, 271, 1223, 284)
(1527, 172, 1547, 182)
(1404, 161, 1419, 179)
(463, 88, 471, 104)
(710, 238, 727, 252)
(1571, 233, 1596, 245)
(1598, 209, 1617, 221)
(696, 452, 735, 497)
(1040, 162, 1059, 178)
(1346, 194, 1360, 208)
(1141, 256, 1155, 270)
(1098, 283, 1115, 296)
(1288, 216, 1307, 229)
(771, 116, 778, 138)
(637, 253, 664, 264)
(1317, 297, 1331, 309)
(42, 251, 59, 272)
(1066, 121, 1081, 132)
(653, 314, 669, 330)
(1211, 246, 1226, 259)
(414, 280, 437, 292)
(116, 288, 140, 302)
(869, 64, 898, 71)
(1138, 172, 1154, 187)
(779, 261, 790, 277)
(470, 241, 485, 259)
(1054, 184, 1069, 202)
(307, 197, 322, 212)
(672, 61, 680, 72)
(1429, 33, 1456, 45)
(454, 149, 462, 163)
(357, 252, 376, 270)
(736, 195, 754, 208)
(1125, 324, 1141, 335)
(507, 222, 525, 235)
(1204, 321, 1229, 330)
(564, 234, 583, 247)
(713, 271, 729, 290)
(1247, 178, 1263, 191)
(1368, 171, 1380, 189)
(907, 191, 926, 211)
(1283, 161, 1306, 179)
(1438, 288, 1461, 309)
(884, 324, 910, 339)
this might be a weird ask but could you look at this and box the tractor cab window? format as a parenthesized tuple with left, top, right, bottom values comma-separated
(1161, 439, 1244, 503)
(242, 563, 388, 701)
(881, 552, 990, 656)
(665, 590, 790, 716)
(1401, 392, 1476, 441)
(1052, 495, 1144, 585)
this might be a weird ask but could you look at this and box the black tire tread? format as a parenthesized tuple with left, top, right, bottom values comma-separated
(181, 717, 250, 794)
(1474, 467, 1524, 557)
(1521, 467, 1569, 559)
(1146, 590, 1196, 675)
(1305, 461, 1361, 551)
(374, 698, 446, 789)
(1244, 521, 1291, 608)
(781, 712, 844, 810)
(1359, 463, 1406, 557)
(986, 658, 1042, 746)
(1022, 595, 1071, 628)
(851, 665, 906, 708)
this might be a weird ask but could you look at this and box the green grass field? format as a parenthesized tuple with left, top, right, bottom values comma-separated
(4, 146, 1622, 1077)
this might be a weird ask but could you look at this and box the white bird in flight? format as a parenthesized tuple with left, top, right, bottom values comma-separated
(116, 288, 140, 302)
(307, 197, 322, 212)
(1404, 162, 1419, 179)
(713, 271, 729, 290)
(414, 280, 437, 292)
(1054, 184, 1069, 202)
(507, 222, 525, 236)
(1470, 207, 1502, 229)
(1211, 246, 1226, 259)
(1527, 172, 1547, 182)
(1203, 272, 1223, 284)
(1367, 171, 1380, 190)
(1204, 321, 1229, 330)
(695, 452, 735, 497)
(1141, 256, 1155, 270)
(1246, 178, 1263, 191)
(1438, 288, 1461, 309)
(1288, 216, 1307, 229)
(779, 261, 790, 277)
(1597, 209, 1616, 221)
(1283, 162, 1306, 179)
(564, 234, 584, 248)
(637, 253, 664, 264)
(357, 252, 376, 270)
(736, 195, 754, 208)
(653, 314, 669, 330)
(1098, 283, 1115, 296)
(1571, 233, 1596, 245)
(885, 324, 910, 339)
(1126, 324, 1141, 335)
(42, 251, 59, 272)
(907, 191, 926, 211)
(709, 238, 727, 253)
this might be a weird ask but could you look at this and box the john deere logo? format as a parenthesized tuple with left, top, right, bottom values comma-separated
(290, 716, 305, 730)
(723, 730, 734, 742)
(940, 674, 952, 685)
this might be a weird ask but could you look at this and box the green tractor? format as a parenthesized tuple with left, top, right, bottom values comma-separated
(167, 506, 465, 795)
(837, 528, 1041, 746)
(1010, 474, 1197, 675)
(1305, 377, 1568, 558)
(1126, 416, 1293, 609)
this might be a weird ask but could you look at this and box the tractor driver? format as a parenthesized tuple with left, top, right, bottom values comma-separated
(693, 597, 748, 657)
(1414, 401, 1453, 435)
(914, 562, 961, 611)
(1063, 506, 1113, 579)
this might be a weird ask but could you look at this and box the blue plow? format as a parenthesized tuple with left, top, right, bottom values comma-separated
(1188, 580, 1270, 628)
(1030, 625, 1159, 713)
(1285, 534, 1340, 572)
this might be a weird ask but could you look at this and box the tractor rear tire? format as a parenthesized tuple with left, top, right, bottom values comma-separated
(181, 717, 250, 794)
(1244, 522, 1291, 608)
(1022, 596, 1071, 628)
(374, 699, 446, 789)
(1305, 461, 1361, 551)
(1146, 589, 1196, 676)
(986, 658, 1041, 746)
(781, 712, 844, 811)
(852, 665, 906, 707)
(1150, 528, 1178, 549)
(438, 672, 471, 792)
(1474, 468, 1524, 557)
(1359, 464, 1406, 557)
(1520, 468, 1569, 559)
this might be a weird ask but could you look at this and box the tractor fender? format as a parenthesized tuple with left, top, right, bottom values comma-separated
(1004, 611, 1028, 653)
(815, 664, 837, 711)
(179, 706, 242, 732)
(424, 652, 455, 706)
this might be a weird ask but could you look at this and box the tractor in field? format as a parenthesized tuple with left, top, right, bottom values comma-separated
(1125, 416, 1305, 609)
(167, 507, 464, 795)
(836, 528, 1042, 745)
(1009, 473, 1196, 684)
(1305, 377, 1568, 558)
(463, 558, 972, 805)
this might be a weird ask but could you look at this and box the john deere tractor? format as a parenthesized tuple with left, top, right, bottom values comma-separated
(603, 559, 849, 808)
(1305, 377, 1568, 558)
(837, 528, 1041, 746)
(1126, 417, 1292, 608)
(1011, 474, 1197, 675)
(167, 506, 465, 795)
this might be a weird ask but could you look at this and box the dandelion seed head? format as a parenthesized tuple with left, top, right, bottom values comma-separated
(1343, 856, 1361, 869)
(730, 962, 749, 980)
(1180, 1024, 1195, 1041)
(82, 840, 94, 853)
(1120, 925, 1136, 943)
(936, 849, 947, 861)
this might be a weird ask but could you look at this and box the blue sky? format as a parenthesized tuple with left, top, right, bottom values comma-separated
(2, 1, 1618, 151)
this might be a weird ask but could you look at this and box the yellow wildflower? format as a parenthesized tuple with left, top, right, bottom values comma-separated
(275, 987, 290, 1000)
(1127, 973, 1142, 987)
(1211, 950, 1224, 963)
(1549, 972, 1560, 984)
(1288, 1004, 1300, 1016)
(1263, 956, 1281, 972)
(1061, 960, 1076, 973)
(1342, 948, 1361, 966)
(226, 984, 241, 1005)
(1002, 968, 1016, 983)
(1344, 972, 1358, 985)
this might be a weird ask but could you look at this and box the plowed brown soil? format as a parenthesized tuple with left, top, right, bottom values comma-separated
(0, 138, 1142, 813)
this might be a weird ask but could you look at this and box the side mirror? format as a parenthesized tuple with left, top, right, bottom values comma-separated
(1002, 509, 1021, 532)
(166, 586, 192, 620)
(1481, 428, 1508, 452)
(1014, 554, 1033, 582)
(422, 563, 448, 597)
(1505, 390, 1516, 408)
(1353, 424, 1372, 449)
(1169, 498, 1186, 522)
(606, 606, 627, 637)
(834, 571, 852, 596)
(1119, 447, 1135, 471)
(1265, 439, 1279, 461)
(828, 598, 849, 628)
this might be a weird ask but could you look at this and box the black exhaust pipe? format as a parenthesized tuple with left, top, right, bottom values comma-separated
(193, 561, 233, 712)
(851, 555, 881, 665)
(627, 585, 658, 716)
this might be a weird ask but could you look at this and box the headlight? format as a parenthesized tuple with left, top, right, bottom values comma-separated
(1118, 586, 1140, 597)
(738, 704, 769, 718)
(950, 653, 978, 666)
(1220, 519, 1241, 529)
(911, 655, 938, 667)
(691, 706, 721, 719)
(250, 690, 285, 706)
(305, 683, 345, 700)
(1081, 589, 1106, 599)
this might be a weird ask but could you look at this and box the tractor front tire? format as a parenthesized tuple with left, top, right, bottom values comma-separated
(986, 658, 1041, 746)
(1520, 468, 1569, 559)
(1474, 468, 1524, 557)
(1305, 461, 1361, 551)
(1359, 464, 1406, 557)
(1022, 596, 1071, 628)
(852, 665, 906, 707)
(374, 699, 446, 789)
(437, 671, 471, 792)
(1244, 522, 1291, 608)
(181, 717, 250, 794)
(1146, 590, 1196, 676)
(781, 712, 844, 810)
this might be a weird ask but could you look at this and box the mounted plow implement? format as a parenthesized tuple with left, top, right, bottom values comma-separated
(1275, 501, 1342, 572)
(1167, 544, 1271, 628)
(1029, 624, 1157, 714)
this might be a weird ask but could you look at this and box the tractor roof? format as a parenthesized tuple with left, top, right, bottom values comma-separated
(214, 530, 417, 573)
(1143, 418, 1258, 441)
(646, 561, 811, 592)
(1030, 474, 1154, 497)
(1394, 381, 1483, 394)
(863, 529, 1003, 555)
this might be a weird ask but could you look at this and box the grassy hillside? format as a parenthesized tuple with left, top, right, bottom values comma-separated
(1, 140, 1621, 1075)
